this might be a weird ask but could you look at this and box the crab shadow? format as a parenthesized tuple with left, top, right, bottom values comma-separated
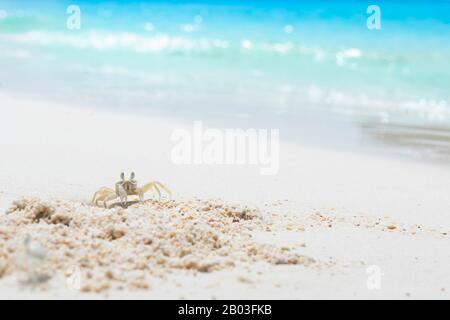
(99, 197, 171, 209)
(108, 200, 140, 209)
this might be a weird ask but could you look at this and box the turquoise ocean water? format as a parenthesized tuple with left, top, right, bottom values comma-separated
(1, 1, 450, 157)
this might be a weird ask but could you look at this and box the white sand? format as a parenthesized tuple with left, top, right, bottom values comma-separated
(0, 92, 449, 299)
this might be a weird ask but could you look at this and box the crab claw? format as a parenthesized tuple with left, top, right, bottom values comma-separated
(117, 184, 127, 206)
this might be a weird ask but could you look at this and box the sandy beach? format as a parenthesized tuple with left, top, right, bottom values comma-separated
(0, 92, 449, 299)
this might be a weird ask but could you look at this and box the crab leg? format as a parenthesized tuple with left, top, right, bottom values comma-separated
(153, 183, 162, 199)
(142, 181, 171, 200)
(102, 193, 119, 208)
(116, 184, 127, 206)
(92, 187, 115, 205)
(154, 181, 172, 198)
(136, 188, 145, 202)
(140, 182, 157, 200)
(93, 190, 116, 207)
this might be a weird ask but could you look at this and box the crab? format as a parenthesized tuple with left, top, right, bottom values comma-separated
(92, 172, 171, 208)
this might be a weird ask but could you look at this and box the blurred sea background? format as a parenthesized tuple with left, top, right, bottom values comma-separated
(0, 0, 450, 161)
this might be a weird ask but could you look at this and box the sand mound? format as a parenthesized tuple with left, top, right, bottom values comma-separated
(0, 198, 316, 292)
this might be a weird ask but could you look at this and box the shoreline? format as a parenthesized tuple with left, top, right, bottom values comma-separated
(3, 87, 450, 168)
